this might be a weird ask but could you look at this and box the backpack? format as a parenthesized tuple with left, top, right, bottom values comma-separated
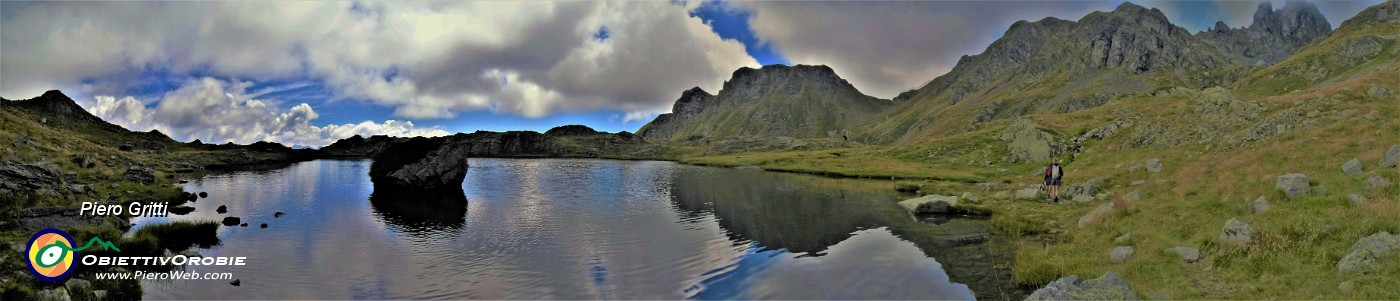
(1045, 165, 1054, 177)
(1051, 164, 1062, 179)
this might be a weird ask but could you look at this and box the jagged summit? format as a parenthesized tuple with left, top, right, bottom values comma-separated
(1199, 0, 1332, 64)
(5, 90, 92, 119)
(855, 1, 1335, 144)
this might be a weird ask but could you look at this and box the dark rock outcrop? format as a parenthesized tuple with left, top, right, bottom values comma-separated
(368, 137, 471, 191)
(0, 161, 66, 197)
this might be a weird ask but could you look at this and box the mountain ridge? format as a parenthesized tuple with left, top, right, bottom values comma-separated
(637, 64, 891, 142)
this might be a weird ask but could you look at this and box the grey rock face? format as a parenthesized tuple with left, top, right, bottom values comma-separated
(636, 87, 714, 141)
(122, 167, 155, 184)
(1366, 176, 1392, 189)
(1024, 271, 1140, 300)
(898, 195, 961, 214)
(1144, 158, 1162, 174)
(1110, 246, 1135, 263)
(1343, 158, 1365, 177)
(1016, 187, 1043, 200)
(1275, 173, 1310, 198)
(961, 192, 979, 202)
(1249, 196, 1270, 214)
(1219, 218, 1253, 247)
(972, 101, 1002, 126)
(1337, 232, 1400, 273)
(1125, 190, 1140, 201)
(36, 287, 70, 301)
(999, 119, 1054, 163)
(0, 161, 65, 196)
(369, 137, 471, 192)
(1380, 145, 1399, 168)
(1167, 246, 1201, 263)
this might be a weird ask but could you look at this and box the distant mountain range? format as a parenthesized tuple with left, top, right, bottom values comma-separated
(636, 1, 1390, 145)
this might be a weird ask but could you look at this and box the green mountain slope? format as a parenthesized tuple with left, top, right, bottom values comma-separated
(857, 1, 1332, 144)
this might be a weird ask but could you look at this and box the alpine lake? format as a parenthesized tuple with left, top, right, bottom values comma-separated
(131, 158, 1025, 299)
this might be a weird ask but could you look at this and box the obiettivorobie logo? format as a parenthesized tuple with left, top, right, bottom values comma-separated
(26, 228, 250, 283)
(26, 228, 121, 282)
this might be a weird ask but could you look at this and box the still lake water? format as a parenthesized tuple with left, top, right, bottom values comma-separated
(134, 159, 1020, 299)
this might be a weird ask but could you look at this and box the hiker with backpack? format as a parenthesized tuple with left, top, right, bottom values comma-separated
(1044, 159, 1064, 203)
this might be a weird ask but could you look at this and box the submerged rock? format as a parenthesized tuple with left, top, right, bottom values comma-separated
(1024, 271, 1139, 300)
(221, 217, 241, 226)
(369, 137, 471, 192)
(215, 205, 228, 214)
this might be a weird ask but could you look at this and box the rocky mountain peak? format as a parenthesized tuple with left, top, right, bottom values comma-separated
(721, 64, 855, 98)
(1250, 1, 1331, 41)
(544, 125, 599, 136)
(1197, 0, 1331, 64)
(8, 90, 87, 117)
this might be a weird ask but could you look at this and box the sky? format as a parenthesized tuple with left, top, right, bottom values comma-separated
(0, 0, 1383, 147)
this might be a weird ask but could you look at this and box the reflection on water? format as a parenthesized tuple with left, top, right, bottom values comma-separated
(136, 159, 1018, 300)
(370, 188, 468, 235)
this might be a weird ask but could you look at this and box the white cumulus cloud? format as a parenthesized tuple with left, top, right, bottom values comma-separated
(2, 0, 756, 121)
(83, 78, 448, 147)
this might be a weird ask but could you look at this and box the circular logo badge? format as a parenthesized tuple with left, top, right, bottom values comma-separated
(26, 228, 76, 282)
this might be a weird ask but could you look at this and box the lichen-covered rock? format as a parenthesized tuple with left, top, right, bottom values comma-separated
(369, 137, 471, 191)
(1024, 271, 1139, 300)
(122, 166, 155, 184)
(1337, 232, 1400, 273)
(1365, 175, 1392, 189)
(999, 119, 1054, 163)
(1110, 246, 1134, 263)
(1342, 158, 1364, 177)
(1380, 145, 1400, 168)
(1249, 196, 1270, 214)
(1166, 246, 1201, 263)
(1275, 173, 1309, 198)
(1016, 187, 1043, 200)
(1144, 158, 1162, 174)
(1219, 218, 1253, 247)
(898, 195, 960, 214)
